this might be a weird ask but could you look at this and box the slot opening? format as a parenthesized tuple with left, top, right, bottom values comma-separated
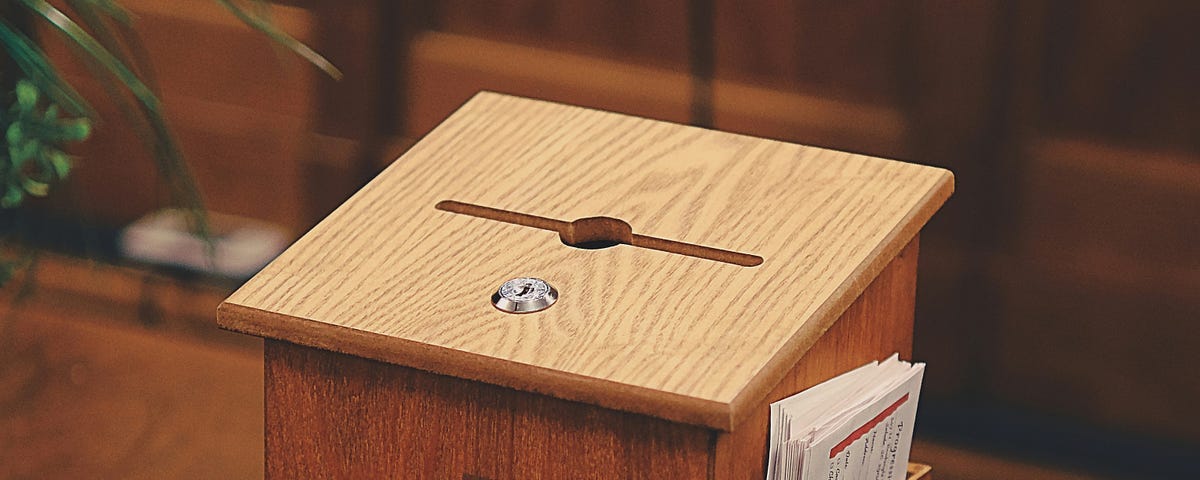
(435, 200, 763, 267)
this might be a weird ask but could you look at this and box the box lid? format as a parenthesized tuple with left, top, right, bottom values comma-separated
(218, 93, 953, 430)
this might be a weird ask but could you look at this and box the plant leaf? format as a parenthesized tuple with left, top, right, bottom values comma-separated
(48, 149, 71, 179)
(66, 0, 159, 91)
(60, 118, 90, 141)
(15, 80, 39, 110)
(20, 176, 50, 196)
(20, 0, 210, 239)
(2, 185, 25, 208)
(18, 0, 159, 110)
(6, 123, 23, 146)
(0, 19, 94, 117)
(12, 137, 39, 166)
(72, 0, 133, 25)
(215, 0, 342, 79)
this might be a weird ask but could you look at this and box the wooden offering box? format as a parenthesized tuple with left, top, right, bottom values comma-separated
(218, 93, 953, 478)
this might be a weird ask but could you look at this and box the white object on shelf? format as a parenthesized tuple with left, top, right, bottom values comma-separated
(119, 208, 290, 279)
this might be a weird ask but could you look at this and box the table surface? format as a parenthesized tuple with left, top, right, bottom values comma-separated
(218, 92, 952, 429)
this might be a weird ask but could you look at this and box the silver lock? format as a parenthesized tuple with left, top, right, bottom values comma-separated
(492, 277, 558, 314)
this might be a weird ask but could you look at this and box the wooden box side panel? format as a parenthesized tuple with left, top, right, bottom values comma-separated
(265, 340, 714, 479)
(714, 236, 920, 479)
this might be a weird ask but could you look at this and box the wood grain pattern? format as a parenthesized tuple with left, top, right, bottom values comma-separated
(263, 238, 918, 479)
(220, 92, 952, 430)
(713, 238, 918, 479)
(266, 340, 711, 479)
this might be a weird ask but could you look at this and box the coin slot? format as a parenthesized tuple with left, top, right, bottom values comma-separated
(436, 200, 763, 267)
(560, 216, 632, 249)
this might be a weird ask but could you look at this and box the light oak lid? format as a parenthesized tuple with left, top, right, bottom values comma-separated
(218, 93, 953, 430)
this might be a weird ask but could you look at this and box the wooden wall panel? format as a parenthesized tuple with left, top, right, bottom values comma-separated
(713, 0, 910, 107)
(35, 0, 317, 233)
(990, 138, 1200, 441)
(981, 0, 1200, 445)
(405, 32, 693, 138)
(1036, 0, 1200, 151)
(42, 0, 317, 116)
(405, 32, 908, 158)
(905, 0, 1009, 401)
(439, 0, 689, 69)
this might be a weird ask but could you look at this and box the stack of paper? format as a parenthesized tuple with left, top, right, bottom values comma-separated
(766, 354, 924, 480)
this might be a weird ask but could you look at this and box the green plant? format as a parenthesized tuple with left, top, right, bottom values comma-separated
(0, 0, 338, 284)
(2, 79, 89, 208)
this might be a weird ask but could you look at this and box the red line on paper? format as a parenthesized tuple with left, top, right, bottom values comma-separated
(829, 394, 909, 459)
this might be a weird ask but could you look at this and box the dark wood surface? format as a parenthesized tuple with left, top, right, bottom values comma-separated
(0, 302, 262, 479)
(266, 340, 712, 479)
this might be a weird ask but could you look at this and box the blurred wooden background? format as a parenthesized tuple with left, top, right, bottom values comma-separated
(3, 0, 1197, 478)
